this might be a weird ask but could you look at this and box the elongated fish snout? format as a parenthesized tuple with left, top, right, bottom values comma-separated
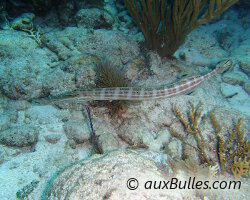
(216, 59, 233, 74)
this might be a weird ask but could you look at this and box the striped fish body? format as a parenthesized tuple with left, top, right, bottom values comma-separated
(33, 60, 232, 103)
(76, 76, 202, 101)
(74, 60, 232, 101)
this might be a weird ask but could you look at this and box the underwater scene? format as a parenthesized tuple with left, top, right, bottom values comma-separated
(0, 0, 249, 199)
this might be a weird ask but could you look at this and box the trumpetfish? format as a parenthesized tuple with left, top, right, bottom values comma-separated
(32, 60, 232, 104)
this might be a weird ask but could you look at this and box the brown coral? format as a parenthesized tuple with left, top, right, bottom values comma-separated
(170, 102, 215, 166)
(125, 0, 238, 57)
(231, 157, 249, 179)
(210, 114, 249, 175)
(170, 102, 249, 179)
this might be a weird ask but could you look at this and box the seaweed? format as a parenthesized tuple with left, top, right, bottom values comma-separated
(95, 60, 129, 116)
(125, 0, 238, 58)
(170, 101, 249, 178)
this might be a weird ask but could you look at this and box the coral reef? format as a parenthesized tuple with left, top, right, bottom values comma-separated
(125, 0, 238, 57)
(170, 101, 249, 178)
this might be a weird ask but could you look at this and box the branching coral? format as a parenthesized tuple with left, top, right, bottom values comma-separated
(170, 102, 215, 166)
(125, 0, 238, 57)
(231, 157, 249, 179)
(170, 101, 249, 179)
(21, 23, 43, 47)
(210, 113, 249, 177)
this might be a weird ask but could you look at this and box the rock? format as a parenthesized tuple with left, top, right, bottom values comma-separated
(0, 30, 53, 100)
(117, 10, 132, 29)
(57, 53, 98, 87)
(104, 0, 117, 17)
(165, 139, 182, 160)
(0, 28, 140, 100)
(174, 47, 222, 66)
(220, 83, 250, 115)
(221, 83, 248, 100)
(222, 70, 249, 86)
(57, 0, 76, 26)
(75, 8, 114, 29)
(63, 121, 90, 144)
(125, 56, 145, 80)
(0, 125, 38, 147)
(118, 119, 154, 146)
(243, 82, 250, 95)
(44, 134, 61, 144)
(174, 26, 229, 65)
(26, 105, 68, 125)
(7, 100, 30, 111)
(41, 32, 76, 61)
(232, 39, 250, 76)
(148, 129, 172, 151)
(0, 150, 4, 164)
(209, 106, 250, 133)
(66, 139, 77, 149)
(239, 60, 250, 77)
(0, 91, 8, 111)
(98, 132, 119, 153)
(0, 114, 11, 131)
(11, 13, 35, 30)
(221, 83, 239, 98)
(41, 150, 196, 200)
